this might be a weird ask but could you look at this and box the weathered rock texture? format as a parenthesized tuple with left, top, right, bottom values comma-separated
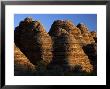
(91, 31, 97, 43)
(49, 20, 86, 46)
(77, 23, 95, 44)
(49, 20, 93, 73)
(14, 17, 53, 66)
(14, 44, 36, 75)
(14, 17, 97, 76)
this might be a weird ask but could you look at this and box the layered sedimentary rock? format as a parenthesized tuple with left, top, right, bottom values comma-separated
(77, 23, 97, 73)
(77, 23, 95, 44)
(49, 20, 86, 46)
(14, 44, 36, 75)
(48, 20, 93, 73)
(14, 18, 97, 75)
(83, 42, 97, 73)
(14, 17, 53, 65)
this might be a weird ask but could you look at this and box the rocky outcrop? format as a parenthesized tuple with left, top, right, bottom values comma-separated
(77, 23, 95, 44)
(14, 44, 36, 76)
(48, 20, 93, 73)
(14, 17, 97, 76)
(49, 20, 86, 46)
(91, 31, 97, 43)
(14, 17, 53, 65)
(82, 43, 97, 74)
(77, 23, 97, 74)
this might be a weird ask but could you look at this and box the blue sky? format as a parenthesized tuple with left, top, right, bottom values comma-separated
(14, 14, 97, 32)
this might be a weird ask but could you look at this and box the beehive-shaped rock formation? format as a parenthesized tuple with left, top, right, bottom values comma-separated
(49, 20, 86, 46)
(14, 17, 53, 65)
(62, 33, 93, 72)
(75, 24, 97, 73)
(14, 18, 97, 75)
(49, 20, 93, 73)
(77, 23, 95, 44)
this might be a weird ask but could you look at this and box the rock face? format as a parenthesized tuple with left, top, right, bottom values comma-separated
(14, 44, 36, 76)
(77, 23, 95, 44)
(82, 43, 97, 73)
(14, 17, 97, 76)
(49, 20, 86, 46)
(77, 23, 97, 74)
(48, 20, 93, 73)
(91, 31, 97, 43)
(14, 17, 53, 66)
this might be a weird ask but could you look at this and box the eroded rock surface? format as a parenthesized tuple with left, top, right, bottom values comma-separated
(14, 18, 97, 76)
